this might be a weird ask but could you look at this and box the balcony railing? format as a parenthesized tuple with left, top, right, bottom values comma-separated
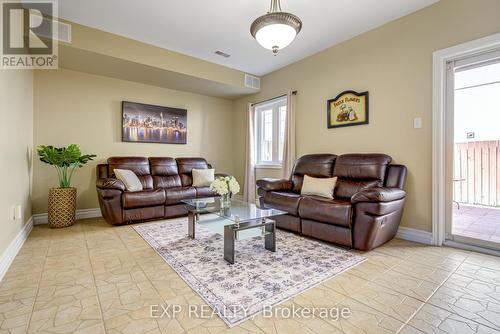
(454, 140, 500, 207)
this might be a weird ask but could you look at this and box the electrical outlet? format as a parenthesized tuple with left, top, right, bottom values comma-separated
(15, 205, 22, 221)
(413, 118, 422, 129)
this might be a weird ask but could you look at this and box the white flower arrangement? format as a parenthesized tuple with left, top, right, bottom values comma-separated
(210, 176, 240, 196)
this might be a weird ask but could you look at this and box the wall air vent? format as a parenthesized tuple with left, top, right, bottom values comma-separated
(36, 17, 72, 43)
(245, 74, 261, 90)
(215, 50, 231, 58)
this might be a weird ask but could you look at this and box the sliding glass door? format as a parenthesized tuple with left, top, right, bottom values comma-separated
(445, 49, 500, 251)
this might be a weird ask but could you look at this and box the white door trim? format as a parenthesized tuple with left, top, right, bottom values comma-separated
(432, 32, 500, 246)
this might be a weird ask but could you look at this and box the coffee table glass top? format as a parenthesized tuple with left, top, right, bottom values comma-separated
(182, 197, 286, 223)
(194, 215, 265, 240)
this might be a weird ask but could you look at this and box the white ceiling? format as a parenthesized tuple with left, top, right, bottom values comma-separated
(57, 0, 439, 76)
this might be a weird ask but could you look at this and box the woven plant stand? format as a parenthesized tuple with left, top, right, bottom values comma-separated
(48, 187, 77, 228)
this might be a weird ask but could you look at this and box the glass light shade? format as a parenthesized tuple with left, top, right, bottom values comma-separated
(255, 24, 297, 51)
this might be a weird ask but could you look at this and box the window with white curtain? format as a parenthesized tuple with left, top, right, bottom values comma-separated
(254, 96, 287, 166)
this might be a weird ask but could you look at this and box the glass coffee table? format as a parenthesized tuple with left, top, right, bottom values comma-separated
(182, 197, 285, 264)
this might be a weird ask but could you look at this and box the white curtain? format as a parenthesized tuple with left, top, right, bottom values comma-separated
(282, 91, 296, 178)
(243, 103, 256, 202)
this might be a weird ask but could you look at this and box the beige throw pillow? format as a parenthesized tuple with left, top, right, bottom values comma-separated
(301, 175, 338, 199)
(114, 169, 143, 192)
(192, 168, 215, 187)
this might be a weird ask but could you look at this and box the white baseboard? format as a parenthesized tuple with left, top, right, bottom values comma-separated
(75, 208, 103, 220)
(0, 217, 33, 282)
(443, 240, 500, 257)
(396, 227, 433, 245)
(33, 208, 102, 225)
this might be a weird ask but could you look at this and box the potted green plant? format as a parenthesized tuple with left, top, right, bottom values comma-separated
(37, 144, 96, 228)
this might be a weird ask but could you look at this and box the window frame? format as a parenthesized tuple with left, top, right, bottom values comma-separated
(254, 96, 287, 167)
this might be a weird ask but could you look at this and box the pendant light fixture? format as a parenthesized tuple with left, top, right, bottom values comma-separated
(250, 0, 302, 55)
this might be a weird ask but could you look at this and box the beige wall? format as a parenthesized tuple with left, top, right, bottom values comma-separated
(0, 71, 33, 256)
(33, 69, 235, 214)
(233, 0, 500, 232)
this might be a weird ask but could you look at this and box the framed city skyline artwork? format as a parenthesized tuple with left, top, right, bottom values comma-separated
(122, 101, 187, 144)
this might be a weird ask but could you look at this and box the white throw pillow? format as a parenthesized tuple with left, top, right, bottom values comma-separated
(301, 175, 338, 199)
(192, 168, 215, 187)
(114, 169, 143, 192)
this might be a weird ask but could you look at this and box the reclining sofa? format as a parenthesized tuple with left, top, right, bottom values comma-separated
(96, 157, 219, 225)
(257, 154, 407, 251)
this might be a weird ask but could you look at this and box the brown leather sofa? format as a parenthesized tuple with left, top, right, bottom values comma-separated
(96, 157, 220, 225)
(257, 154, 407, 251)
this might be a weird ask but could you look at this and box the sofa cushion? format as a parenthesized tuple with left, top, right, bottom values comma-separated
(335, 180, 381, 199)
(177, 158, 210, 186)
(333, 154, 391, 199)
(150, 157, 178, 175)
(192, 168, 215, 187)
(114, 169, 143, 192)
(108, 157, 150, 176)
(298, 196, 352, 227)
(122, 189, 165, 209)
(150, 157, 182, 189)
(165, 187, 197, 205)
(153, 175, 182, 189)
(291, 154, 337, 193)
(195, 187, 215, 198)
(300, 175, 337, 199)
(264, 191, 302, 216)
(108, 157, 153, 189)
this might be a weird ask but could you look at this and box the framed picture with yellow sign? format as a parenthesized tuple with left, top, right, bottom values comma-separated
(327, 90, 369, 128)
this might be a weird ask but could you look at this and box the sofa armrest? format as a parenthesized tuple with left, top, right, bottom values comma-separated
(96, 188, 123, 225)
(256, 178, 292, 192)
(96, 178, 125, 191)
(351, 187, 406, 204)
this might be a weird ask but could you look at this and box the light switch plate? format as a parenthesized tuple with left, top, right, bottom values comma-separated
(413, 117, 422, 129)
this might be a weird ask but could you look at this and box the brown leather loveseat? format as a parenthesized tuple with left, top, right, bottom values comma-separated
(96, 157, 220, 225)
(257, 154, 407, 251)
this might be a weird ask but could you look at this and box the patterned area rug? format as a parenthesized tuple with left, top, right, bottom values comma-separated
(134, 216, 365, 327)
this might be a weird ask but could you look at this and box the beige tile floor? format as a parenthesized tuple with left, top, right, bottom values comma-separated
(453, 204, 500, 243)
(1, 217, 500, 334)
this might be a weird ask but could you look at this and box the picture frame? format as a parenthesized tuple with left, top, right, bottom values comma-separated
(327, 90, 369, 129)
(122, 101, 187, 144)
